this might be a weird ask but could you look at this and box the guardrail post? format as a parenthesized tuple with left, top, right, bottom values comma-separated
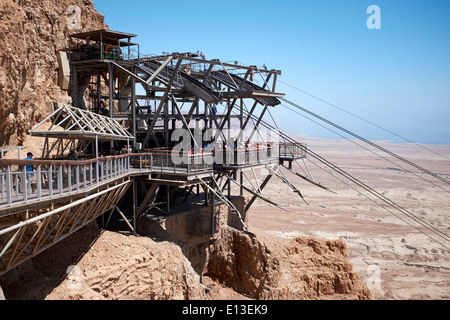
(49, 165, 53, 197)
(58, 165, 63, 194)
(68, 165, 72, 192)
(76, 165, 80, 190)
(37, 165, 42, 198)
(96, 161, 100, 184)
(83, 164, 87, 189)
(15, 173, 19, 198)
(22, 167, 27, 203)
(1, 171, 4, 201)
(6, 166, 11, 205)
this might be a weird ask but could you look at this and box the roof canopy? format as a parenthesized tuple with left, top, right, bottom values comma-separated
(69, 29, 138, 45)
(30, 104, 134, 142)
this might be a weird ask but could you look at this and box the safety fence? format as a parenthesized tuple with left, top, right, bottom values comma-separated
(0, 150, 217, 208)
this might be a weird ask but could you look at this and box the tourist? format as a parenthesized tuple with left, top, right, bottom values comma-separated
(24, 152, 36, 192)
(67, 149, 78, 160)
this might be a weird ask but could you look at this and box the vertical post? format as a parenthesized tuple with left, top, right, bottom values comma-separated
(100, 31, 103, 60)
(109, 62, 114, 150)
(73, 66, 79, 108)
(49, 166, 53, 197)
(96, 135, 99, 184)
(164, 97, 169, 148)
(166, 185, 170, 213)
(22, 166, 27, 202)
(76, 165, 80, 190)
(227, 172, 231, 199)
(97, 71, 102, 113)
(100, 160, 104, 182)
(1, 170, 4, 200)
(131, 75, 136, 145)
(6, 166, 11, 205)
(58, 165, 63, 194)
(133, 179, 137, 235)
(83, 164, 87, 189)
(67, 165, 72, 192)
(272, 72, 278, 92)
(210, 179, 215, 237)
(240, 170, 243, 196)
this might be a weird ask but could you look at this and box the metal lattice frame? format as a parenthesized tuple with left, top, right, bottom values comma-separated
(30, 104, 134, 142)
(0, 180, 131, 276)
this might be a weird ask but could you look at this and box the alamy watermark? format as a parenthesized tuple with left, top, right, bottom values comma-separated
(67, 5, 81, 31)
(366, 265, 381, 291)
(367, 5, 381, 30)
(66, 265, 83, 290)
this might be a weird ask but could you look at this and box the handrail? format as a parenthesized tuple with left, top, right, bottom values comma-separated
(0, 152, 214, 209)
(0, 143, 287, 209)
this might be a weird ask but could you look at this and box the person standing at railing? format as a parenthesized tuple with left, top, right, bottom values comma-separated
(24, 152, 36, 193)
(67, 149, 78, 160)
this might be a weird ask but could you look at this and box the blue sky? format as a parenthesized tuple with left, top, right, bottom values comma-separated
(93, 0, 450, 145)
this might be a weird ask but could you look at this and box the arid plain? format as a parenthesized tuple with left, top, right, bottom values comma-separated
(245, 134, 450, 299)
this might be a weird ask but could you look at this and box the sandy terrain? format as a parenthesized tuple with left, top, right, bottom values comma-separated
(245, 134, 450, 299)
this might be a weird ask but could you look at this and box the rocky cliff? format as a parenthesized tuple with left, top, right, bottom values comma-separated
(0, 222, 371, 300)
(0, 0, 107, 146)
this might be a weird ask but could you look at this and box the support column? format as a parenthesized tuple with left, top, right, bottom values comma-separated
(96, 70, 102, 113)
(210, 179, 215, 237)
(73, 66, 78, 108)
(109, 63, 114, 149)
(133, 179, 137, 235)
(131, 73, 137, 146)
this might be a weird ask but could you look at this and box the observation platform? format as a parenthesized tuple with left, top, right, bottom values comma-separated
(0, 142, 304, 214)
(0, 152, 213, 216)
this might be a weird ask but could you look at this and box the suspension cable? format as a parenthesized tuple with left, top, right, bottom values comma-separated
(240, 106, 450, 249)
(280, 97, 450, 186)
(278, 79, 450, 161)
(279, 102, 449, 194)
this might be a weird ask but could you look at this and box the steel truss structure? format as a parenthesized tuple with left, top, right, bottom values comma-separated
(67, 30, 312, 214)
(0, 180, 130, 275)
(0, 29, 322, 275)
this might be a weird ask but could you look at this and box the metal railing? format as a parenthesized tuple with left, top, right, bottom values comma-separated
(0, 155, 132, 208)
(214, 145, 279, 166)
(0, 151, 214, 208)
(0, 143, 296, 208)
(279, 143, 307, 159)
(131, 150, 213, 174)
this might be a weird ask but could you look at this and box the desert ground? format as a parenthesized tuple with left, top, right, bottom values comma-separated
(245, 134, 450, 299)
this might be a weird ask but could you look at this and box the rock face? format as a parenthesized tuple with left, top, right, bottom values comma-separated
(204, 228, 372, 300)
(0, 0, 107, 146)
(0, 222, 371, 300)
(0, 223, 208, 300)
(0, 186, 371, 300)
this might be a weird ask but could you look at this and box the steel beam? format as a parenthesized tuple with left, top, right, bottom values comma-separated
(141, 59, 183, 150)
